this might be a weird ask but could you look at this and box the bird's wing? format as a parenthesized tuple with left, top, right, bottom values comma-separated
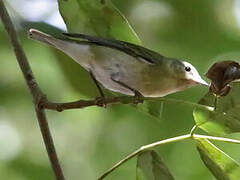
(62, 33, 165, 65)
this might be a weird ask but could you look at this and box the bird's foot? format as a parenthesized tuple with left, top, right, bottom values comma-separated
(133, 91, 144, 105)
(95, 97, 107, 108)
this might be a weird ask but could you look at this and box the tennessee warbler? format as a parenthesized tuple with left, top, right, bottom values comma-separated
(28, 29, 208, 98)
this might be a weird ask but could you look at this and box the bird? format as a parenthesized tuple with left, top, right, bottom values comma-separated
(28, 28, 208, 100)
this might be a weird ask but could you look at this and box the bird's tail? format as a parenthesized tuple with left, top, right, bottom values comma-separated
(28, 28, 67, 49)
(28, 29, 92, 67)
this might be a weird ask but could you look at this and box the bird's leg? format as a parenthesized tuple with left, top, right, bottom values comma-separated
(89, 72, 106, 107)
(90, 71, 105, 98)
(110, 77, 144, 104)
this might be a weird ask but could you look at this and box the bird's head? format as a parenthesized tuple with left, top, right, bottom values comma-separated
(170, 60, 209, 88)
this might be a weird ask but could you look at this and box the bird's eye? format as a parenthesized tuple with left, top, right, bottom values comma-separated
(185, 66, 191, 72)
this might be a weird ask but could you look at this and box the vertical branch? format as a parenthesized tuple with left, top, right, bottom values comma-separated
(0, 1, 65, 180)
(35, 107, 65, 180)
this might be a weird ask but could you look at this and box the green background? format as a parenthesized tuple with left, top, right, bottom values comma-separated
(1, 0, 240, 179)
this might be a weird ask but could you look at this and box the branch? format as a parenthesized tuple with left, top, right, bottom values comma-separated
(98, 134, 191, 180)
(0, 1, 65, 180)
(43, 96, 137, 111)
(98, 133, 240, 180)
(42, 95, 211, 112)
(193, 134, 240, 144)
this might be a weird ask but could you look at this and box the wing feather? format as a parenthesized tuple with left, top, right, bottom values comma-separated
(62, 33, 165, 65)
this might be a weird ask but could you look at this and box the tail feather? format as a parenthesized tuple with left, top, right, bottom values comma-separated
(28, 29, 80, 54)
(28, 29, 92, 69)
(28, 29, 59, 47)
(28, 28, 82, 57)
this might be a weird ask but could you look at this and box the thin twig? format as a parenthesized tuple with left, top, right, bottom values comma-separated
(43, 96, 135, 111)
(193, 134, 240, 144)
(42, 96, 212, 112)
(190, 125, 198, 137)
(0, 1, 65, 180)
(98, 132, 240, 180)
(98, 134, 191, 180)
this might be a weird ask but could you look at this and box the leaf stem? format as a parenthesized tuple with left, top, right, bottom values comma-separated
(98, 133, 240, 179)
(190, 125, 198, 137)
(193, 134, 240, 144)
(98, 134, 191, 180)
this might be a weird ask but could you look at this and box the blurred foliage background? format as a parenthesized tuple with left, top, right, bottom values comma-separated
(1, 0, 240, 179)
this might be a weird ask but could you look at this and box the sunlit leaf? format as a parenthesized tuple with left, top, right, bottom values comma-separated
(137, 150, 175, 180)
(58, 0, 141, 43)
(193, 82, 240, 135)
(196, 138, 240, 180)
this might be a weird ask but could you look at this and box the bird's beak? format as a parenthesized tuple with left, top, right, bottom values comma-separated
(194, 77, 209, 87)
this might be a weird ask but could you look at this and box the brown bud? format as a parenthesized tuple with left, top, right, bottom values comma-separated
(206, 61, 240, 96)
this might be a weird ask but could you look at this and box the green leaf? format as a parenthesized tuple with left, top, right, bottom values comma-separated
(193, 82, 240, 135)
(136, 100, 165, 121)
(54, 0, 141, 97)
(58, 0, 141, 43)
(137, 150, 175, 180)
(196, 138, 240, 180)
(136, 97, 200, 121)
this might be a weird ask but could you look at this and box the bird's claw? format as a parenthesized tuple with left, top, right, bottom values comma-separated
(133, 91, 144, 104)
(95, 97, 107, 108)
